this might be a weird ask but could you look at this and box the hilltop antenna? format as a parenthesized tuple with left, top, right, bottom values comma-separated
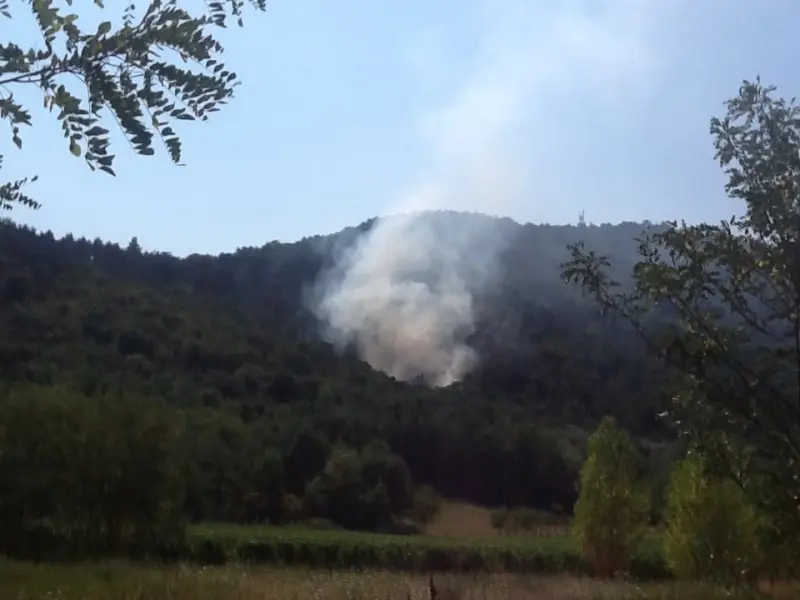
(578, 210, 586, 227)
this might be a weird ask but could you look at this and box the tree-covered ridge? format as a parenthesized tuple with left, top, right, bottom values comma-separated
(0, 212, 668, 428)
(0, 212, 675, 552)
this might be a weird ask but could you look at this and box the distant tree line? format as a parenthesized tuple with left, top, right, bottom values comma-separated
(0, 214, 676, 556)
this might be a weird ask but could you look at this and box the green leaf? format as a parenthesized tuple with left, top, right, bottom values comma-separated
(0, 0, 266, 213)
(85, 126, 110, 137)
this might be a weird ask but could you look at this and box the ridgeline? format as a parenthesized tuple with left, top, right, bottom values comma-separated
(0, 212, 674, 555)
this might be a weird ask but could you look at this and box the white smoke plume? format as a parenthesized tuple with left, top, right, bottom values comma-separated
(312, 0, 673, 386)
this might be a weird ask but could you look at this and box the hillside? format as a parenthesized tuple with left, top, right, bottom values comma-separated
(0, 211, 675, 536)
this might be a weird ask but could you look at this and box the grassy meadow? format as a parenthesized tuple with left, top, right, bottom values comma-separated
(3, 503, 797, 599)
(178, 504, 664, 578)
(2, 561, 795, 600)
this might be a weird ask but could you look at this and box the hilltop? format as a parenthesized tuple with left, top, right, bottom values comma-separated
(0, 211, 674, 532)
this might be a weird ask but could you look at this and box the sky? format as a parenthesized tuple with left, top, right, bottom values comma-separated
(5, 0, 800, 256)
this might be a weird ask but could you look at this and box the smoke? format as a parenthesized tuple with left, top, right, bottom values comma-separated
(314, 211, 508, 386)
(311, 0, 672, 386)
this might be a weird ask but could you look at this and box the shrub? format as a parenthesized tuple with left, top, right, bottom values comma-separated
(408, 485, 443, 525)
(663, 452, 762, 583)
(757, 522, 799, 583)
(305, 447, 394, 530)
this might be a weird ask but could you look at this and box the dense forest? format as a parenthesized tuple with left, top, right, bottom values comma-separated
(0, 211, 677, 554)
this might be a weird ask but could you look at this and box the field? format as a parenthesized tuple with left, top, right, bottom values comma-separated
(174, 503, 663, 578)
(424, 502, 503, 538)
(0, 560, 791, 600)
(0, 503, 664, 577)
(4, 503, 797, 598)
(181, 522, 666, 578)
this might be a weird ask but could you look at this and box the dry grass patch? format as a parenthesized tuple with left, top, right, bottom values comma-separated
(425, 502, 499, 538)
(0, 560, 795, 600)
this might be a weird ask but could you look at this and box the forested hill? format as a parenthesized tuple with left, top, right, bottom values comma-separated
(0, 211, 672, 519)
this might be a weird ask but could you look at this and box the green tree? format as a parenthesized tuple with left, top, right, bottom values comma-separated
(572, 416, 649, 577)
(305, 446, 398, 531)
(360, 440, 414, 514)
(562, 77, 800, 543)
(663, 452, 761, 583)
(1, 0, 266, 211)
(0, 384, 186, 558)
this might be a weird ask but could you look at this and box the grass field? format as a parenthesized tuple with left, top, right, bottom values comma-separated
(1, 560, 792, 600)
(178, 503, 662, 577)
(184, 521, 666, 578)
(0, 502, 665, 577)
(5, 503, 796, 598)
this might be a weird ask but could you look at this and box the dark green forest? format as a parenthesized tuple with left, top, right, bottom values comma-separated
(0, 212, 676, 555)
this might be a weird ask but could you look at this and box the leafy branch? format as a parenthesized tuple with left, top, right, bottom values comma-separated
(562, 78, 800, 539)
(0, 0, 266, 210)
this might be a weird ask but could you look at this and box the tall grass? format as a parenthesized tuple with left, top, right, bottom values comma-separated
(0, 560, 789, 600)
(183, 523, 668, 578)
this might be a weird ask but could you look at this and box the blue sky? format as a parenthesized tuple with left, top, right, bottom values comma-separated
(6, 0, 800, 256)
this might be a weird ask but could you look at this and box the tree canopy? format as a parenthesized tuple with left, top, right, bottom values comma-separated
(572, 416, 649, 578)
(563, 77, 800, 541)
(0, 211, 679, 550)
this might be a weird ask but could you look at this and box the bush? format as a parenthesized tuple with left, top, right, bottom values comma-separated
(305, 447, 394, 530)
(408, 485, 443, 525)
(572, 416, 649, 577)
(757, 514, 800, 583)
(663, 453, 762, 583)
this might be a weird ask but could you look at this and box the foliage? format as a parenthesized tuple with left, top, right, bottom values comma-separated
(0, 384, 430, 559)
(177, 523, 668, 578)
(0, 214, 681, 524)
(304, 443, 412, 531)
(0, 383, 186, 558)
(0, 0, 266, 210)
(572, 417, 650, 577)
(662, 452, 762, 583)
(562, 77, 800, 542)
(0, 209, 692, 567)
(757, 515, 800, 583)
(408, 485, 443, 525)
